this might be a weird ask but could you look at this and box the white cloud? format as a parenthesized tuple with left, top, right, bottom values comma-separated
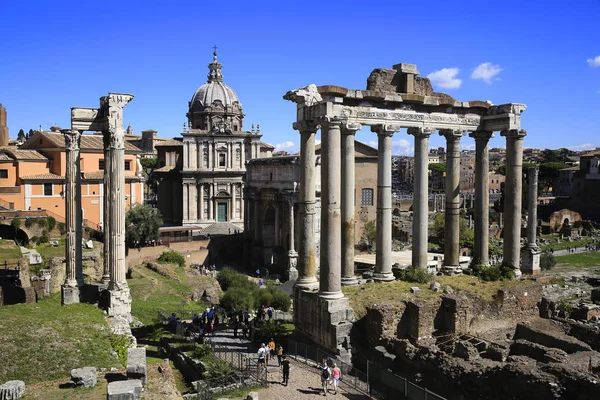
(275, 141, 295, 152)
(587, 56, 600, 67)
(315, 139, 321, 145)
(368, 139, 413, 155)
(427, 68, 462, 89)
(471, 62, 503, 84)
(567, 143, 596, 151)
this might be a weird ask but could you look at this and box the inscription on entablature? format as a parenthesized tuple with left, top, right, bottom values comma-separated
(346, 109, 481, 126)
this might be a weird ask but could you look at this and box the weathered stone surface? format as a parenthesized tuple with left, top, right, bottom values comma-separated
(514, 321, 591, 354)
(127, 347, 147, 387)
(591, 287, 600, 303)
(510, 340, 568, 364)
(453, 340, 480, 360)
(410, 287, 420, 294)
(246, 392, 259, 400)
(0, 380, 25, 400)
(483, 344, 509, 362)
(430, 281, 441, 291)
(107, 379, 142, 400)
(70, 366, 97, 388)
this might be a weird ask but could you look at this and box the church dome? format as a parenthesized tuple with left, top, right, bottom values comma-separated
(187, 51, 244, 132)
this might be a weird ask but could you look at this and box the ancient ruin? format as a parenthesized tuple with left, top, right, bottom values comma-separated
(284, 62, 526, 360)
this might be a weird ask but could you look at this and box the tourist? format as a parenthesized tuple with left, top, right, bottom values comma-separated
(267, 306, 273, 320)
(281, 354, 291, 386)
(257, 343, 267, 372)
(268, 338, 276, 361)
(331, 363, 342, 394)
(319, 361, 331, 396)
(276, 344, 283, 366)
(242, 321, 249, 339)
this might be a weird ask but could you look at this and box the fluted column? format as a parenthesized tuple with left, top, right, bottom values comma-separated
(439, 129, 465, 271)
(501, 129, 527, 276)
(101, 145, 111, 284)
(295, 121, 319, 289)
(408, 127, 434, 269)
(341, 123, 361, 286)
(198, 184, 204, 220)
(189, 183, 197, 221)
(470, 130, 493, 266)
(62, 129, 82, 304)
(373, 124, 400, 281)
(319, 117, 343, 298)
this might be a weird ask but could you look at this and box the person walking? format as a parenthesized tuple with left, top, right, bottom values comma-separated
(281, 354, 291, 386)
(257, 343, 267, 373)
(331, 363, 342, 395)
(268, 338, 276, 362)
(319, 361, 331, 396)
(276, 344, 283, 366)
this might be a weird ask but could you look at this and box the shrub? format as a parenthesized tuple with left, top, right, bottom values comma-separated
(11, 218, 21, 231)
(203, 358, 236, 385)
(253, 288, 274, 309)
(220, 286, 255, 313)
(477, 264, 515, 282)
(540, 253, 556, 271)
(47, 216, 56, 232)
(29, 236, 39, 245)
(38, 235, 49, 245)
(57, 222, 66, 235)
(36, 218, 48, 228)
(110, 334, 133, 367)
(254, 320, 289, 341)
(25, 218, 34, 228)
(149, 325, 166, 343)
(270, 288, 291, 312)
(216, 267, 253, 291)
(399, 266, 433, 284)
(193, 343, 211, 359)
(157, 250, 185, 268)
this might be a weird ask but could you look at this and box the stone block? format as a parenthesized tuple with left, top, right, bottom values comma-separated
(246, 392, 259, 400)
(0, 380, 25, 399)
(514, 321, 591, 353)
(483, 344, 508, 362)
(410, 287, 420, 294)
(107, 379, 142, 400)
(107, 288, 132, 319)
(430, 281, 441, 291)
(61, 285, 80, 305)
(126, 347, 147, 387)
(592, 288, 600, 303)
(70, 366, 97, 388)
(453, 340, 480, 360)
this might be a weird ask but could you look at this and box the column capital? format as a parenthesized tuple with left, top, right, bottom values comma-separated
(439, 129, 466, 141)
(342, 122, 362, 134)
(293, 120, 319, 133)
(407, 126, 434, 137)
(61, 129, 81, 150)
(501, 129, 527, 139)
(469, 130, 494, 140)
(371, 124, 401, 136)
(316, 115, 343, 127)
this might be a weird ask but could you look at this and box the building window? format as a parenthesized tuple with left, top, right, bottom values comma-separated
(361, 188, 374, 206)
(0, 170, 7, 179)
(125, 160, 131, 171)
(99, 159, 105, 170)
(219, 153, 226, 167)
(44, 183, 53, 196)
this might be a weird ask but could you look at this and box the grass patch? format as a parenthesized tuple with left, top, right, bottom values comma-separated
(539, 234, 595, 252)
(436, 275, 531, 301)
(555, 252, 600, 269)
(0, 239, 23, 261)
(35, 239, 95, 258)
(0, 294, 121, 384)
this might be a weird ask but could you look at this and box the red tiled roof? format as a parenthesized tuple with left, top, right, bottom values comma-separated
(20, 173, 64, 180)
(22, 131, 142, 153)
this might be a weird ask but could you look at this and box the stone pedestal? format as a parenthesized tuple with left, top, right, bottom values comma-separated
(107, 288, 133, 321)
(127, 347, 147, 387)
(61, 285, 80, 305)
(107, 379, 142, 400)
(521, 247, 541, 275)
(293, 286, 353, 364)
(287, 250, 298, 281)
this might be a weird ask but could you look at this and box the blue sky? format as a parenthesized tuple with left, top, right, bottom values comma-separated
(1, 0, 599, 155)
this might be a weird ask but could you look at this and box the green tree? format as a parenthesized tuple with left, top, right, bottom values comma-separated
(125, 204, 162, 248)
(17, 129, 25, 141)
(432, 213, 474, 249)
(541, 148, 575, 164)
(360, 220, 376, 251)
(428, 163, 446, 173)
(27, 129, 35, 139)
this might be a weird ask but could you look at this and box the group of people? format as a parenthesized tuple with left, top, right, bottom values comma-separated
(256, 339, 292, 385)
(319, 360, 342, 396)
(256, 304, 274, 321)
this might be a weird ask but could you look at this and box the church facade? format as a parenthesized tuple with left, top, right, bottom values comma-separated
(156, 51, 273, 229)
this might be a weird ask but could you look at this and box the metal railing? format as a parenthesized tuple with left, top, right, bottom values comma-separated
(284, 338, 447, 400)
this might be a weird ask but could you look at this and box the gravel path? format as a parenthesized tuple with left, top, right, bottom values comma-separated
(208, 329, 371, 400)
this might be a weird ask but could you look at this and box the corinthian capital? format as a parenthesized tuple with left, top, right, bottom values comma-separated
(61, 129, 81, 151)
(500, 129, 527, 139)
(317, 115, 343, 127)
(469, 130, 494, 140)
(439, 129, 466, 141)
(293, 120, 319, 133)
(342, 122, 362, 134)
(371, 124, 401, 136)
(407, 126, 434, 137)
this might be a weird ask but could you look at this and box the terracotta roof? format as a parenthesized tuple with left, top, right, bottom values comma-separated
(0, 147, 48, 161)
(20, 173, 64, 180)
(259, 141, 275, 150)
(0, 153, 12, 161)
(155, 138, 183, 147)
(23, 131, 142, 153)
(580, 149, 600, 158)
(83, 171, 104, 180)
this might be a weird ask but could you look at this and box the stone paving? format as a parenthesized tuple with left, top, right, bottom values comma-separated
(207, 329, 370, 399)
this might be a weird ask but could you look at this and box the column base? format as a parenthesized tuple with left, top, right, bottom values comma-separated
(319, 291, 345, 300)
(61, 285, 80, 305)
(101, 275, 110, 285)
(521, 247, 541, 276)
(107, 286, 132, 321)
(341, 276, 359, 286)
(441, 265, 463, 276)
(373, 272, 395, 282)
(295, 277, 319, 291)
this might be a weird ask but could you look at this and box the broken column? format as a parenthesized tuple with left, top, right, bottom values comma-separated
(521, 166, 541, 275)
(104, 94, 134, 319)
(341, 123, 360, 286)
(502, 129, 527, 277)
(373, 124, 400, 281)
(408, 127, 433, 269)
(62, 129, 83, 305)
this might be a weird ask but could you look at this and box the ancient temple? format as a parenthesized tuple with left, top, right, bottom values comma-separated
(157, 51, 273, 229)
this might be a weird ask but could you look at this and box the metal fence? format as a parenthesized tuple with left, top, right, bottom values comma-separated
(209, 342, 268, 385)
(284, 339, 446, 400)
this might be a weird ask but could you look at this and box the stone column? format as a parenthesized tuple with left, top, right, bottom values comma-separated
(287, 198, 298, 281)
(408, 127, 434, 269)
(319, 117, 343, 298)
(295, 121, 319, 289)
(198, 184, 204, 220)
(373, 124, 400, 281)
(208, 184, 213, 220)
(231, 183, 237, 220)
(189, 184, 197, 221)
(470, 131, 493, 266)
(341, 123, 361, 286)
(240, 184, 244, 224)
(61, 129, 82, 305)
(439, 129, 464, 273)
(101, 147, 111, 284)
(501, 129, 527, 277)
(522, 166, 541, 274)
